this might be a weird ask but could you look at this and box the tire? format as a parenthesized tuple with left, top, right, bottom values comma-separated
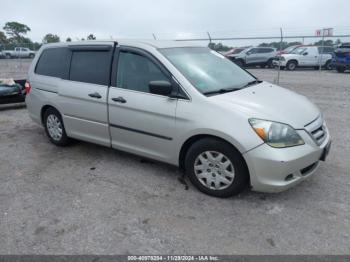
(29, 53, 35, 58)
(286, 60, 297, 71)
(325, 60, 332, 70)
(43, 107, 71, 146)
(5, 53, 11, 59)
(266, 59, 274, 68)
(234, 59, 244, 68)
(336, 66, 346, 73)
(184, 138, 249, 198)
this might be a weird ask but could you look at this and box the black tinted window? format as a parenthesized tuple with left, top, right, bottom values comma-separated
(35, 47, 71, 78)
(116, 51, 168, 93)
(249, 48, 258, 54)
(70, 51, 111, 85)
(258, 48, 273, 53)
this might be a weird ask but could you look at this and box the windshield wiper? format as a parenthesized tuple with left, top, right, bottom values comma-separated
(241, 79, 262, 88)
(203, 87, 240, 96)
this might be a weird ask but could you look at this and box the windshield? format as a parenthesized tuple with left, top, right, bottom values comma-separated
(291, 47, 307, 55)
(232, 48, 244, 54)
(160, 47, 256, 94)
(284, 45, 298, 53)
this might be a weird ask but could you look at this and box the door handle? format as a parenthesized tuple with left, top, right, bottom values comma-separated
(88, 92, 102, 99)
(112, 97, 127, 103)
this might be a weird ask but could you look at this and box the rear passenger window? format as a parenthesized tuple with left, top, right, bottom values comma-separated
(116, 51, 169, 93)
(258, 48, 273, 53)
(35, 47, 71, 78)
(69, 51, 111, 85)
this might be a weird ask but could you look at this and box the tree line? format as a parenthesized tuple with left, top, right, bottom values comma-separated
(209, 38, 343, 52)
(0, 21, 344, 51)
(0, 21, 97, 50)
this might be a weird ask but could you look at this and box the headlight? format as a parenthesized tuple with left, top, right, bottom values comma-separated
(249, 118, 304, 148)
(279, 56, 285, 61)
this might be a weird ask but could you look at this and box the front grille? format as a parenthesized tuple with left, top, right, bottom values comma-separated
(305, 116, 327, 145)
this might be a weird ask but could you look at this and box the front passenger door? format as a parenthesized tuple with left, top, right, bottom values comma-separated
(108, 48, 177, 163)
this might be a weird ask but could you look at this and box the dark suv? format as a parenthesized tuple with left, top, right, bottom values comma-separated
(332, 43, 350, 73)
(234, 47, 277, 68)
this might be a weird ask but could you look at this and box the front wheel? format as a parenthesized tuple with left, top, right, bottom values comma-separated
(43, 107, 71, 146)
(286, 61, 297, 71)
(184, 138, 249, 198)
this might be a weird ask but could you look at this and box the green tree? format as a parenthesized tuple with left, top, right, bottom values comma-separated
(335, 39, 342, 46)
(43, 34, 60, 44)
(87, 34, 96, 40)
(0, 31, 7, 44)
(66, 37, 72, 42)
(314, 39, 333, 46)
(3, 21, 31, 43)
(208, 42, 232, 52)
(258, 41, 302, 50)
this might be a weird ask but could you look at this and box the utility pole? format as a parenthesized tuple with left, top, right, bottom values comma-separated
(319, 29, 325, 72)
(277, 28, 283, 84)
(207, 32, 212, 44)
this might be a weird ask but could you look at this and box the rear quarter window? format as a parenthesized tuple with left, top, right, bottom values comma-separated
(35, 47, 71, 78)
(69, 51, 111, 85)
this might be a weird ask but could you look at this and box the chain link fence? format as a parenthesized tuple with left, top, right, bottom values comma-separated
(1, 27, 350, 80)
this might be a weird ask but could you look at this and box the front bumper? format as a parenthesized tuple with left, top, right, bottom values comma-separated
(332, 60, 350, 69)
(272, 60, 287, 67)
(243, 128, 331, 193)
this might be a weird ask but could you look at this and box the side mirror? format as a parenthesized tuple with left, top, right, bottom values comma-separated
(303, 52, 308, 56)
(149, 80, 173, 96)
(246, 52, 251, 56)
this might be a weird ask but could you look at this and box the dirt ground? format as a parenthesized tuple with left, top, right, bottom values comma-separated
(0, 66, 349, 254)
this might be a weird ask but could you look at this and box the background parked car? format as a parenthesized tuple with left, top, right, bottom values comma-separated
(0, 79, 26, 104)
(273, 46, 333, 70)
(2, 47, 36, 59)
(234, 47, 277, 68)
(276, 45, 302, 56)
(332, 43, 350, 73)
(223, 47, 246, 61)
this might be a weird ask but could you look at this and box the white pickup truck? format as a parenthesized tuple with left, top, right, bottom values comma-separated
(273, 46, 333, 71)
(2, 47, 36, 59)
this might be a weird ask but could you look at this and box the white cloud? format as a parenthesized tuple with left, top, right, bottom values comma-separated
(0, 0, 349, 44)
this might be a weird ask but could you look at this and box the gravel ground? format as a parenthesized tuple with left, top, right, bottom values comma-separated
(0, 68, 349, 255)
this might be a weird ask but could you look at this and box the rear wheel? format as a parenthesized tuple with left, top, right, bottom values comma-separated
(325, 60, 332, 70)
(234, 59, 244, 68)
(29, 53, 35, 59)
(286, 60, 297, 71)
(184, 138, 249, 198)
(336, 66, 346, 73)
(266, 59, 274, 68)
(5, 53, 11, 59)
(43, 107, 71, 146)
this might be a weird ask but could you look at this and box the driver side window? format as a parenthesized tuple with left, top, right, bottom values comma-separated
(116, 51, 169, 94)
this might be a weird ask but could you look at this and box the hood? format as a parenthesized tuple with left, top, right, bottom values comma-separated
(281, 53, 301, 58)
(210, 82, 320, 129)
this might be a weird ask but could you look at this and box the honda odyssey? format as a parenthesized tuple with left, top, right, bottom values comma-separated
(25, 40, 331, 197)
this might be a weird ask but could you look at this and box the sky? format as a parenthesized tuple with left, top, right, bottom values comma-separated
(1, 0, 350, 46)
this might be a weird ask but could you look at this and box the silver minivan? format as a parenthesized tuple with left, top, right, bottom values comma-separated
(25, 40, 331, 198)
